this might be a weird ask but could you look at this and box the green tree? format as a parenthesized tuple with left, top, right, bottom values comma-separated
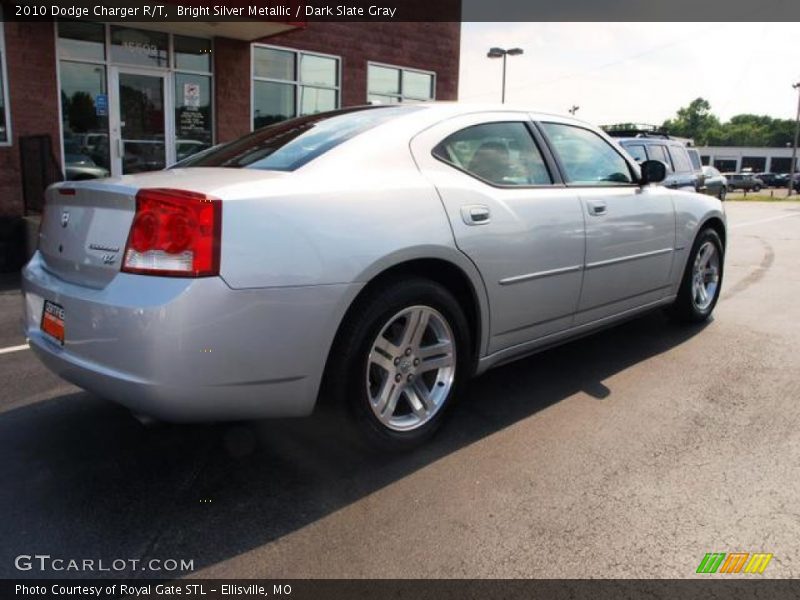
(662, 97, 720, 144)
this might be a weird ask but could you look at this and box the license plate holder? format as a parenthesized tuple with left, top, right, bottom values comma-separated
(41, 300, 65, 345)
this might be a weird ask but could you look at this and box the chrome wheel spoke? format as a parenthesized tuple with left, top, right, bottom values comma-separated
(413, 380, 436, 411)
(399, 308, 429, 350)
(418, 355, 452, 374)
(406, 385, 427, 418)
(418, 340, 453, 360)
(373, 335, 401, 359)
(369, 351, 395, 374)
(374, 378, 403, 421)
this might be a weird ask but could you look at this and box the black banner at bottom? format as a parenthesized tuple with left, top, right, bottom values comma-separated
(4, 579, 800, 600)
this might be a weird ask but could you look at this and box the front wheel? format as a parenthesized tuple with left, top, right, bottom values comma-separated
(718, 187, 726, 201)
(326, 278, 471, 451)
(669, 228, 724, 323)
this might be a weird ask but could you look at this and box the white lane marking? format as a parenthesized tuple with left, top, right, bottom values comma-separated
(731, 212, 800, 229)
(0, 343, 29, 355)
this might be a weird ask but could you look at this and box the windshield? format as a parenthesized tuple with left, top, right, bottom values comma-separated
(176, 105, 423, 172)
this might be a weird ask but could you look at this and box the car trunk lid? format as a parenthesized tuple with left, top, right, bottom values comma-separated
(37, 168, 289, 289)
(39, 183, 136, 289)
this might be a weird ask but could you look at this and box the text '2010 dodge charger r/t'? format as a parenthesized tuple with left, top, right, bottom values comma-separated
(22, 104, 726, 450)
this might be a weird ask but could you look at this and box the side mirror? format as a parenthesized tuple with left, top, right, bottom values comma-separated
(639, 159, 667, 185)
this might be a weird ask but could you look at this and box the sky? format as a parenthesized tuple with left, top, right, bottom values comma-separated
(459, 22, 800, 126)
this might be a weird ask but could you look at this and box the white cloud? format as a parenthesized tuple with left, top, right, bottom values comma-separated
(459, 22, 800, 125)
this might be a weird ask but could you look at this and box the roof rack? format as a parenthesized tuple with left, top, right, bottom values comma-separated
(601, 124, 672, 139)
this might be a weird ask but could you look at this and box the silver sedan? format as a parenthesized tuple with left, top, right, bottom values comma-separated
(22, 104, 725, 450)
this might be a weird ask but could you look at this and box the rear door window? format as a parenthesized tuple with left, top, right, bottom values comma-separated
(432, 122, 553, 186)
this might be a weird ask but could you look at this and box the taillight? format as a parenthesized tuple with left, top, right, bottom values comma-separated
(122, 188, 221, 277)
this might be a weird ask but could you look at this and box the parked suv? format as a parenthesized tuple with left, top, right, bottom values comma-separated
(756, 172, 780, 187)
(724, 173, 764, 192)
(608, 132, 701, 192)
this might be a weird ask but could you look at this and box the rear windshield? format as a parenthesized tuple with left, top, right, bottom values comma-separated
(176, 105, 422, 172)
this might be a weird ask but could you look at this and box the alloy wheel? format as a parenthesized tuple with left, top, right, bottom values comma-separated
(692, 241, 720, 311)
(366, 306, 456, 432)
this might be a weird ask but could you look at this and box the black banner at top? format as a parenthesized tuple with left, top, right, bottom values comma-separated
(2, 0, 800, 22)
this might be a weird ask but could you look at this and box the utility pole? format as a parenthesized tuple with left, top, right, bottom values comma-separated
(788, 82, 800, 197)
(568, 105, 580, 116)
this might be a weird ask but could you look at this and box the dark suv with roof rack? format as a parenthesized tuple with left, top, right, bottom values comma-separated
(604, 127, 703, 193)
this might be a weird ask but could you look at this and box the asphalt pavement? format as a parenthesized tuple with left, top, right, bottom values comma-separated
(1, 201, 799, 579)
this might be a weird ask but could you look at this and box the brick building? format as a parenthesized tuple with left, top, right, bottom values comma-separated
(0, 15, 460, 268)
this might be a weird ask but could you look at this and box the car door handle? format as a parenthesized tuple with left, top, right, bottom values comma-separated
(587, 201, 607, 216)
(461, 205, 491, 226)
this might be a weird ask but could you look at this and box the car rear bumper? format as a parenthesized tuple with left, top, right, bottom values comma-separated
(22, 252, 360, 422)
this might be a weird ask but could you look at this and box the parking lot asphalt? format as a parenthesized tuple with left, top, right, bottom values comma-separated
(1, 201, 799, 579)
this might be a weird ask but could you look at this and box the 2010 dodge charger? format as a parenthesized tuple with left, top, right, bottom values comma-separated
(22, 104, 725, 450)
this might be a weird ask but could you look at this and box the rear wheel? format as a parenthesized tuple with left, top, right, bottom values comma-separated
(718, 187, 726, 201)
(669, 228, 724, 323)
(326, 278, 471, 451)
(753, 185, 762, 192)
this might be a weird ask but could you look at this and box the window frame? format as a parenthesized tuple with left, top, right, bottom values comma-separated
(431, 120, 563, 190)
(0, 15, 11, 147)
(251, 43, 341, 131)
(536, 121, 640, 188)
(367, 61, 436, 103)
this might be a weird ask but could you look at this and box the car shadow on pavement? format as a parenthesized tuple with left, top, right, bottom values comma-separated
(0, 310, 708, 578)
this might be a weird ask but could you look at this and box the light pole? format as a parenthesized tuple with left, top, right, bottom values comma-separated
(487, 47, 523, 104)
(788, 82, 800, 197)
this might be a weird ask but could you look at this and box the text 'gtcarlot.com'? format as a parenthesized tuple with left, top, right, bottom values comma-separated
(14, 554, 194, 573)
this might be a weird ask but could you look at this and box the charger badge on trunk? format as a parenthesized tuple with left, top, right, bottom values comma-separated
(61, 211, 70, 228)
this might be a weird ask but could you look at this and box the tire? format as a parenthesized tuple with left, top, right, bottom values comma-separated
(669, 228, 724, 323)
(718, 188, 726, 201)
(753, 185, 761, 192)
(727, 185, 735, 193)
(325, 278, 471, 451)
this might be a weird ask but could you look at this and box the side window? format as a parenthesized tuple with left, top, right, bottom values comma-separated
(623, 143, 647, 162)
(647, 144, 673, 172)
(432, 122, 552, 186)
(540, 122, 633, 185)
(687, 148, 702, 171)
(668, 146, 693, 174)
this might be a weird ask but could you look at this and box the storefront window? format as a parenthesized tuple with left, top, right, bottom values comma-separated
(174, 35, 211, 72)
(254, 81, 295, 128)
(59, 61, 110, 179)
(299, 87, 337, 116)
(0, 20, 9, 144)
(57, 21, 105, 62)
(110, 27, 168, 68)
(368, 63, 435, 103)
(254, 47, 295, 81)
(252, 45, 340, 129)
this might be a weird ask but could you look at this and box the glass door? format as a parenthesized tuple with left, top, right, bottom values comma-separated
(109, 67, 173, 176)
